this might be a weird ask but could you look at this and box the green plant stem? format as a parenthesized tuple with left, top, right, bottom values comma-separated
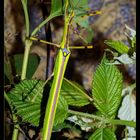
(21, 0, 30, 37)
(21, 40, 32, 80)
(68, 109, 104, 121)
(31, 15, 56, 36)
(20, 0, 31, 80)
(4, 92, 19, 140)
(12, 115, 19, 140)
(108, 119, 136, 128)
(68, 109, 136, 128)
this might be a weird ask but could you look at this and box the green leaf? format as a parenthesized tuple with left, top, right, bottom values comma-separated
(69, 0, 91, 29)
(86, 28, 94, 43)
(92, 57, 123, 118)
(48, 0, 66, 21)
(14, 54, 39, 79)
(50, 0, 65, 15)
(61, 78, 92, 106)
(104, 40, 129, 54)
(8, 79, 44, 102)
(74, 16, 89, 28)
(54, 95, 68, 126)
(69, 0, 88, 10)
(68, 0, 95, 43)
(14, 101, 43, 126)
(69, 0, 88, 16)
(47, 78, 92, 106)
(7, 79, 45, 126)
(89, 128, 116, 140)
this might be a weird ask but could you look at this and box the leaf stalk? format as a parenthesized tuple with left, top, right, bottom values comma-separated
(68, 109, 136, 128)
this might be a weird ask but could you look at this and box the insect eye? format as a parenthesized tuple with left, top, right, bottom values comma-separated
(63, 52, 67, 57)
(62, 48, 70, 57)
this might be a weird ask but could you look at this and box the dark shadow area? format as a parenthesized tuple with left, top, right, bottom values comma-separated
(65, 57, 83, 86)
(51, 120, 87, 140)
(5, 0, 24, 55)
(115, 125, 126, 140)
(4, 100, 14, 140)
(39, 79, 52, 127)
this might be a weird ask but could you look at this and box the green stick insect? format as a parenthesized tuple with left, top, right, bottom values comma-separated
(28, 0, 102, 139)
(41, 1, 77, 139)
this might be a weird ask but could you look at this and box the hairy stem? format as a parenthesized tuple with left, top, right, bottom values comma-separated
(68, 109, 104, 121)
(68, 109, 136, 128)
(108, 119, 136, 128)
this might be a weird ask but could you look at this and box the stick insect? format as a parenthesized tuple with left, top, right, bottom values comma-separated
(28, 0, 101, 139)
(40, 1, 74, 139)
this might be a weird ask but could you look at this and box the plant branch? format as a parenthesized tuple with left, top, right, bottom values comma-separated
(21, 39, 32, 80)
(107, 119, 136, 128)
(31, 13, 61, 36)
(68, 109, 104, 121)
(4, 92, 19, 140)
(20, 0, 32, 80)
(21, 0, 30, 37)
(12, 116, 19, 140)
(68, 109, 136, 128)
